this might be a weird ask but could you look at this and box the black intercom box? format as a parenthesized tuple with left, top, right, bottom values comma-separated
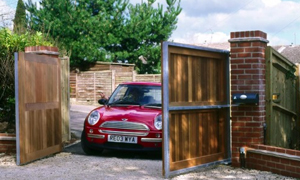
(232, 93, 259, 104)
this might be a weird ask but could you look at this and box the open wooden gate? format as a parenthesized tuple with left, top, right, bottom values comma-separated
(15, 52, 62, 165)
(161, 42, 231, 178)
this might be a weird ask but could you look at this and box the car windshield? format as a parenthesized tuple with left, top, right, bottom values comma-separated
(107, 84, 161, 107)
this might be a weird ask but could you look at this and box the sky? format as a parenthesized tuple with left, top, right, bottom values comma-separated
(1, 0, 300, 46)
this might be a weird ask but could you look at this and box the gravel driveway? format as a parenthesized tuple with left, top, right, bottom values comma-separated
(0, 148, 296, 180)
(0, 106, 297, 180)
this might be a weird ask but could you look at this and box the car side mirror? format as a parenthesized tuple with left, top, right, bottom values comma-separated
(98, 98, 107, 105)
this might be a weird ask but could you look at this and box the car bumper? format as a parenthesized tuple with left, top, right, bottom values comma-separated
(84, 141, 162, 152)
(84, 131, 162, 152)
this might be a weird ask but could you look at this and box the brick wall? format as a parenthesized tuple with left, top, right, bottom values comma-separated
(0, 134, 16, 153)
(229, 30, 269, 167)
(25, 46, 59, 56)
(247, 144, 300, 178)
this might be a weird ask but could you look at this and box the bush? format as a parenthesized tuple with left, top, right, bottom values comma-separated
(0, 28, 53, 133)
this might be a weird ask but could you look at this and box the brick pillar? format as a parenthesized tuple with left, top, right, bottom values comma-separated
(25, 46, 59, 57)
(228, 31, 269, 167)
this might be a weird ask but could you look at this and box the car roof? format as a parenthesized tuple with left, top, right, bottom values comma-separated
(121, 82, 161, 86)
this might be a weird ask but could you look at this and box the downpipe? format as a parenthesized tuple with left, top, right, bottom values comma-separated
(240, 147, 246, 168)
(263, 123, 267, 145)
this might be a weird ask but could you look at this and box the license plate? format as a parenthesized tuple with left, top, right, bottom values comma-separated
(108, 135, 137, 144)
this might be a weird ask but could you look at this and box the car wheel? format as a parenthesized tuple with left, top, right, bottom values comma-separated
(81, 130, 103, 155)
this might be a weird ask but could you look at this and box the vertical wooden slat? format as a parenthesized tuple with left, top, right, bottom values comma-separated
(42, 110, 47, 149)
(198, 113, 202, 157)
(182, 113, 189, 160)
(201, 59, 208, 101)
(189, 113, 196, 158)
(202, 112, 208, 156)
(169, 113, 175, 165)
(170, 54, 175, 102)
(188, 57, 193, 102)
(218, 109, 225, 153)
(46, 109, 53, 147)
(198, 57, 202, 100)
(174, 113, 180, 162)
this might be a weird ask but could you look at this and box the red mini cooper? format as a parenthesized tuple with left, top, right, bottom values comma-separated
(81, 82, 162, 155)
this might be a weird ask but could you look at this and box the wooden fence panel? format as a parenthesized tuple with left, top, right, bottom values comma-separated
(135, 74, 161, 82)
(114, 71, 134, 88)
(266, 46, 299, 149)
(71, 70, 162, 104)
(75, 71, 112, 104)
(70, 73, 76, 98)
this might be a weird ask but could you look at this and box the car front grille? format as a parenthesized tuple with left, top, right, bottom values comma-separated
(99, 130, 148, 136)
(100, 121, 149, 131)
(99, 121, 150, 136)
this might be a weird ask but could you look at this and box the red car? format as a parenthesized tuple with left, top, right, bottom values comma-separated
(81, 82, 162, 155)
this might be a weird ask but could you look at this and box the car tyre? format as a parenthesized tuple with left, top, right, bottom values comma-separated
(81, 130, 103, 155)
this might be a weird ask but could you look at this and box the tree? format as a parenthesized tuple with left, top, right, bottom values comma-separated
(26, 0, 128, 68)
(26, 0, 181, 73)
(114, 0, 182, 73)
(13, 0, 27, 34)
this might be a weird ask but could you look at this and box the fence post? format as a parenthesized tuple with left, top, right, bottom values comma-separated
(111, 70, 115, 93)
(228, 31, 269, 167)
(93, 72, 96, 104)
(132, 71, 136, 81)
(76, 73, 78, 103)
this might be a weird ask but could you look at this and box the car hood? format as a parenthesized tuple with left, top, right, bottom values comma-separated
(96, 105, 161, 124)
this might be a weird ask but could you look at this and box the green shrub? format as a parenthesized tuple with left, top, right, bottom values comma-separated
(0, 28, 53, 133)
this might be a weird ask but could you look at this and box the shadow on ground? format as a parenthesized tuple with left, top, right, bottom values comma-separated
(63, 141, 162, 161)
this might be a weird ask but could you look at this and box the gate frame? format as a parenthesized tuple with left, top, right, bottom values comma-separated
(162, 41, 231, 178)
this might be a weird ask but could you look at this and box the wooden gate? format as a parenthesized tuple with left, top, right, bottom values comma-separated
(265, 46, 299, 149)
(161, 42, 231, 178)
(15, 52, 62, 165)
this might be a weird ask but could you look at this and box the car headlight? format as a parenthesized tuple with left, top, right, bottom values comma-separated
(87, 111, 100, 125)
(154, 114, 162, 130)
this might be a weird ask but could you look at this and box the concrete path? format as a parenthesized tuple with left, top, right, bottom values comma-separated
(69, 104, 99, 138)
(70, 104, 99, 113)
